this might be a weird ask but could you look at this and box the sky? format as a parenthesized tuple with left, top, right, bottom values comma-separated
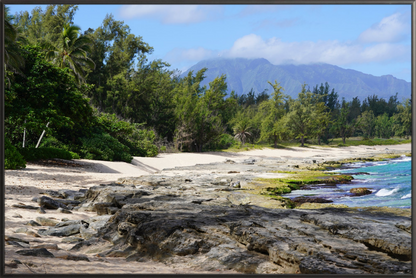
(7, 4, 412, 82)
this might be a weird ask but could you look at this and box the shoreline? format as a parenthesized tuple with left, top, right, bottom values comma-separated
(4, 143, 412, 274)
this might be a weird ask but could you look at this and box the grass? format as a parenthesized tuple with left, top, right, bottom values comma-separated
(212, 136, 411, 153)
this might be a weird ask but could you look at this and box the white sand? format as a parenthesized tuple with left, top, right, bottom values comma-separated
(4, 143, 411, 274)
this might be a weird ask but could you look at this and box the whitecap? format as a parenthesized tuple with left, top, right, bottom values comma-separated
(375, 187, 400, 197)
(401, 193, 411, 199)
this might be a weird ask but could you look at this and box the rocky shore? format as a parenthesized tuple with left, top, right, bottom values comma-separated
(4, 145, 412, 274)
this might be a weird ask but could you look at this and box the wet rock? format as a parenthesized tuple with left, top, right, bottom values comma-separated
(16, 248, 54, 258)
(350, 187, 372, 196)
(12, 213, 23, 218)
(292, 197, 333, 205)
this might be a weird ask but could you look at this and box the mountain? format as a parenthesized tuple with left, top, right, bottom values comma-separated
(181, 58, 411, 101)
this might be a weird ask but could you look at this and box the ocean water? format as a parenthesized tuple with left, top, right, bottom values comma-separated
(283, 155, 412, 208)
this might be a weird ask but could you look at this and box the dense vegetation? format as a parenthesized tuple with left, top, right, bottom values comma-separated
(4, 5, 412, 169)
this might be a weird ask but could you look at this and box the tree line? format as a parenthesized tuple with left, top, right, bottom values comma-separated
(4, 5, 412, 162)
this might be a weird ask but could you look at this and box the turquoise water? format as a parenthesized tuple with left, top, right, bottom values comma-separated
(283, 155, 412, 208)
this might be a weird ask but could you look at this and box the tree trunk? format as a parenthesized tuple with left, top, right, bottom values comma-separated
(342, 136, 346, 144)
(301, 135, 304, 147)
(274, 133, 277, 148)
(318, 136, 321, 145)
(36, 122, 50, 148)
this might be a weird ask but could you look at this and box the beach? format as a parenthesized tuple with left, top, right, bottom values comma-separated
(4, 143, 411, 274)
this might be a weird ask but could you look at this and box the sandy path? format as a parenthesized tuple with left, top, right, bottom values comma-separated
(4, 143, 411, 274)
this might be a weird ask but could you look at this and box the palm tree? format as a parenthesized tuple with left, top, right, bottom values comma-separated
(4, 7, 25, 81)
(41, 23, 95, 84)
(233, 117, 252, 146)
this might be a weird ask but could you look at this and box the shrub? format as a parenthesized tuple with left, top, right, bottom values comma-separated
(18, 147, 73, 161)
(5, 138, 26, 169)
(80, 132, 132, 162)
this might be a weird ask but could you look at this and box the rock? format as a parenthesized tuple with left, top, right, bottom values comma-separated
(94, 202, 114, 215)
(38, 224, 83, 237)
(56, 254, 90, 261)
(31, 244, 59, 250)
(230, 181, 241, 188)
(61, 237, 84, 243)
(37, 196, 68, 210)
(350, 187, 372, 196)
(12, 203, 39, 210)
(37, 207, 46, 214)
(25, 220, 41, 227)
(5, 236, 30, 244)
(41, 190, 64, 199)
(12, 213, 23, 218)
(6, 241, 30, 248)
(55, 220, 82, 228)
(292, 197, 333, 205)
(16, 248, 54, 258)
(12, 229, 35, 238)
(36, 217, 59, 226)
(57, 208, 72, 214)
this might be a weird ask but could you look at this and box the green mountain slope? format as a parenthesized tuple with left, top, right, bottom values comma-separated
(181, 58, 411, 101)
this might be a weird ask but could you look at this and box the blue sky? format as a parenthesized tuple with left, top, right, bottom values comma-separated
(7, 4, 412, 82)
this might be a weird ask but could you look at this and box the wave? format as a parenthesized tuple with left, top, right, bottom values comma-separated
(375, 187, 400, 197)
(401, 193, 411, 199)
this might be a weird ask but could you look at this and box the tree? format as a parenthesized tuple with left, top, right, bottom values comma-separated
(14, 5, 78, 45)
(331, 102, 358, 144)
(357, 110, 376, 139)
(41, 23, 95, 84)
(394, 98, 412, 139)
(5, 45, 94, 147)
(4, 7, 25, 81)
(312, 102, 331, 145)
(232, 111, 252, 145)
(259, 81, 287, 147)
(285, 84, 318, 147)
(375, 113, 394, 139)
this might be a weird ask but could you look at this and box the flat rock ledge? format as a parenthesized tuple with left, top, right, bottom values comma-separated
(10, 157, 412, 274)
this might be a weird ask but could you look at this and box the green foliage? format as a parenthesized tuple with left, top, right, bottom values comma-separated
(19, 147, 73, 161)
(80, 132, 133, 162)
(357, 110, 376, 139)
(259, 81, 288, 147)
(5, 45, 94, 147)
(5, 138, 26, 169)
(95, 112, 158, 157)
(174, 69, 229, 152)
(41, 23, 95, 84)
(375, 113, 394, 139)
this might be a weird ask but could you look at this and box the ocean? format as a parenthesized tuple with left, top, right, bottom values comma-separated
(283, 155, 412, 208)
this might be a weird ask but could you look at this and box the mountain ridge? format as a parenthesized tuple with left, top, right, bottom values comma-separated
(181, 58, 411, 101)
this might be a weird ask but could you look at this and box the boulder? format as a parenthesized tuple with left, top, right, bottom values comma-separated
(16, 248, 54, 258)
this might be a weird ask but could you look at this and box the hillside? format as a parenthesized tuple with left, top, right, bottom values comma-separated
(181, 58, 411, 101)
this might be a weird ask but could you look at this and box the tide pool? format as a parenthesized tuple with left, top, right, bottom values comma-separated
(283, 155, 412, 208)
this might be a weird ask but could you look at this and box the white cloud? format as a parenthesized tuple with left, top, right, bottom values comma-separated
(358, 12, 410, 43)
(238, 5, 290, 17)
(164, 33, 409, 70)
(223, 34, 409, 66)
(119, 5, 223, 24)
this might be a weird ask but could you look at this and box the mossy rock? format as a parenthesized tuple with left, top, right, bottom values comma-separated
(350, 187, 372, 196)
